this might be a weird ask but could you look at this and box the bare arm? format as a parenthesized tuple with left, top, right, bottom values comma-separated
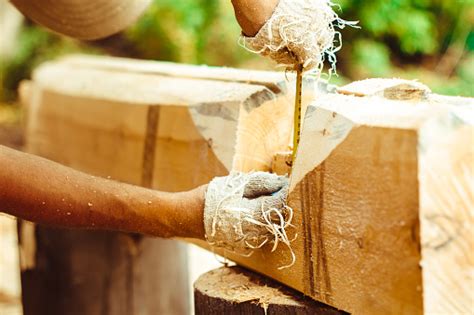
(0, 145, 206, 239)
(231, 0, 279, 36)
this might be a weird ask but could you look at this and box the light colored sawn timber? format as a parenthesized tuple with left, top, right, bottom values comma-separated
(337, 79, 473, 313)
(59, 54, 291, 92)
(288, 98, 424, 315)
(208, 80, 472, 315)
(22, 57, 473, 314)
(289, 83, 472, 314)
(217, 96, 425, 315)
(24, 60, 301, 190)
(337, 78, 431, 100)
(49, 54, 324, 173)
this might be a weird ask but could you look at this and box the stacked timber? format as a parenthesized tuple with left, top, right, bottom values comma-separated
(20, 55, 473, 315)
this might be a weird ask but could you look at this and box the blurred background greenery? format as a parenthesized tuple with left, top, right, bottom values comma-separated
(1, 0, 473, 106)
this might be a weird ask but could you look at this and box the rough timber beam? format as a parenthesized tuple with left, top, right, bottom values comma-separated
(211, 79, 473, 315)
(21, 56, 473, 315)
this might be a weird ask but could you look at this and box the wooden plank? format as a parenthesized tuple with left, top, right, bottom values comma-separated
(26, 58, 321, 181)
(194, 266, 346, 315)
(18, 226, 189, 315)
(332, 79, 473, 312)
(18, 81, 191, 315)
(32, 62, 269, 107)
(0, 215, 22, 313)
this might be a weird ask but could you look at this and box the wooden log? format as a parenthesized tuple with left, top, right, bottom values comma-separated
(194, 266, 346, 315)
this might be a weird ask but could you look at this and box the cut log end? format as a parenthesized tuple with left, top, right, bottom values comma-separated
(194, 267, 347, 315)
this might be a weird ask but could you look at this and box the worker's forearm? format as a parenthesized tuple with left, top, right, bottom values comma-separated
(0, 145, 205, 239)
(231, 0, 279, 36)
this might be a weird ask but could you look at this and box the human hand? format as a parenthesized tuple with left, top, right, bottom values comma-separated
(236, 0, 356, 72)
(204, 172, 294, 257)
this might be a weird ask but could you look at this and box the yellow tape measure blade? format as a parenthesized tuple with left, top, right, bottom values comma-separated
(292, 65, 304, 166)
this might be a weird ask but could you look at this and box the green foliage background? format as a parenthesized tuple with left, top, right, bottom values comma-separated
(1, 0, 473, 102)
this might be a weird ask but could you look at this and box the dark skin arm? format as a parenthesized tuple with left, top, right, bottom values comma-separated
(232, 0, 279, 36)
(0, 2, 280, 239)
(0, 145, 206, 239)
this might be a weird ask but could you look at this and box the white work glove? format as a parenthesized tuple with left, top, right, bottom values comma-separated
(240, 0, 357, 72)
(204, 172, 293, 257)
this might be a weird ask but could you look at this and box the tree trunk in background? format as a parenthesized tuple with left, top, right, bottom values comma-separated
(19, 225, 189, 315)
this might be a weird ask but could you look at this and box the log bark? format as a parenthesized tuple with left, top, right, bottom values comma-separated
(194, 266, 346, 315)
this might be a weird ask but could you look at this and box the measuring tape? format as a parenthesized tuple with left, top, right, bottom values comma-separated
(292, 64, 304, 166)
